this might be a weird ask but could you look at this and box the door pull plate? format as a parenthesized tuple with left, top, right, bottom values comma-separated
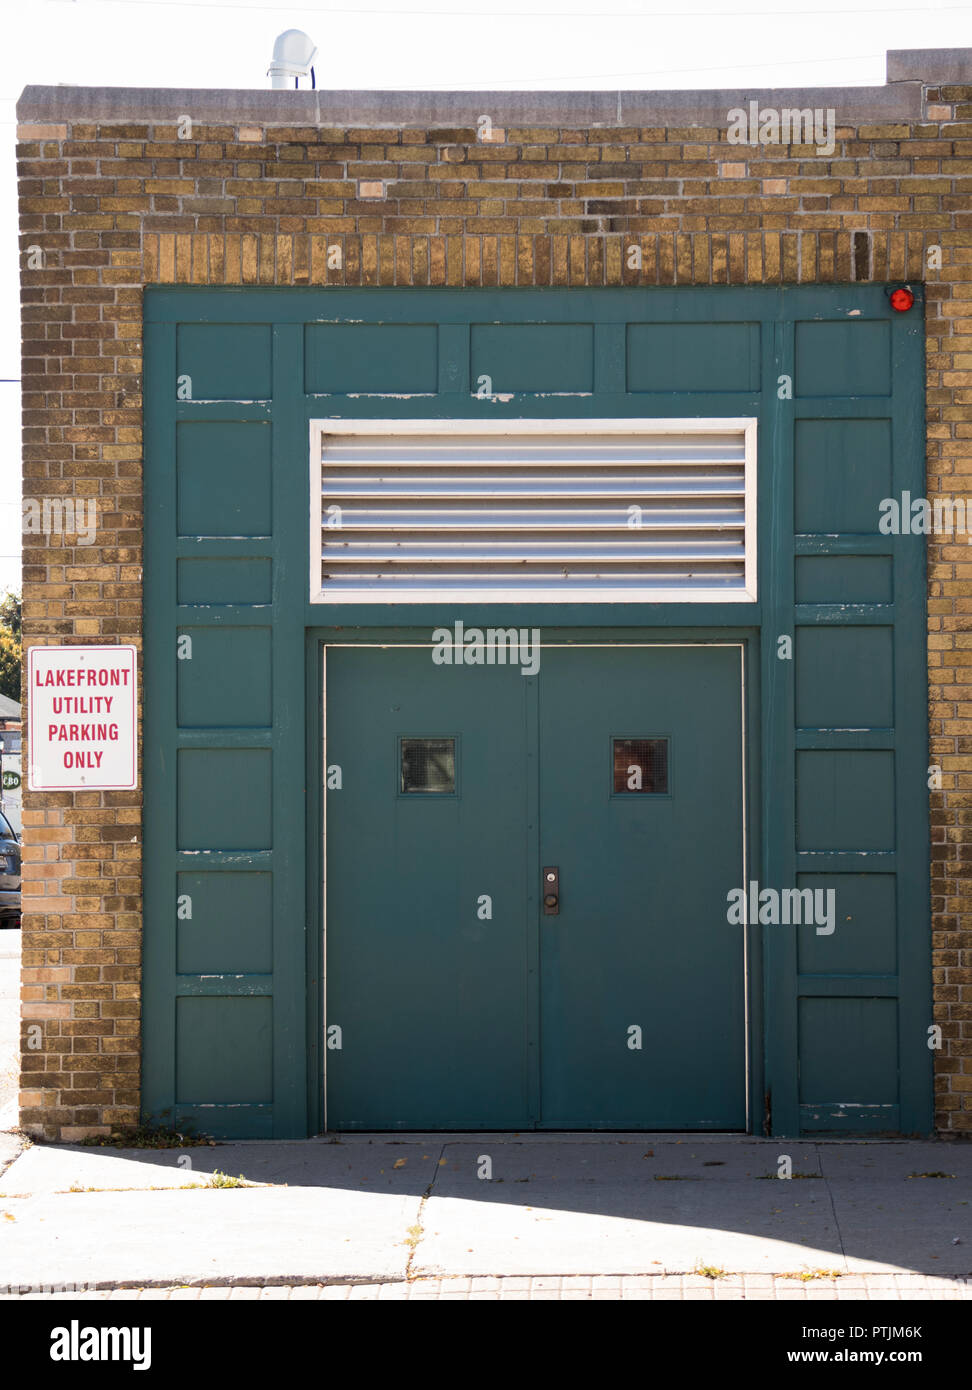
(543, 866, 559, 915)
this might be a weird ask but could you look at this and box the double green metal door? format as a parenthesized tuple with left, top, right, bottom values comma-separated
(325, 643, 746, 1130)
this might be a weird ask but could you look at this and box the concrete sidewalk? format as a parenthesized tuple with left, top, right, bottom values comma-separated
(0, 1133, 969, 1293)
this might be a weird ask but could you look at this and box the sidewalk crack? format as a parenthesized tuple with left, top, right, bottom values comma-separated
(404, 1140, 446, 1281)
(818, 1144, 849, 1271)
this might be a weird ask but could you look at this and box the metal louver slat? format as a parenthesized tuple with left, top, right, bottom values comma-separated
(311, 419, 757, 603)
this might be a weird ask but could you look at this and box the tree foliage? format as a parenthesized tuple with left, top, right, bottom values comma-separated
(0, 591, 22, 703)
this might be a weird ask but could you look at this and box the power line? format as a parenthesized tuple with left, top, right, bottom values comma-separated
(430, 52, 887, 86)
(40, 0, 972, 14)
(6, 50, 894, 96)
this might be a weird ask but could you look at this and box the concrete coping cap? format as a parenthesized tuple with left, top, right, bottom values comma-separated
(13, 51, 972, 130)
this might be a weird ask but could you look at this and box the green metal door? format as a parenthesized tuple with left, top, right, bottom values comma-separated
(325, 645, 532, 1129)
(538, 644, 746, 1129)
(325, 641, 746, 1129)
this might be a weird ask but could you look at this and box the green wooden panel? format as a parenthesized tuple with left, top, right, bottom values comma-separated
(176, 871, 273, 974)
(177, 421, 272, 537)
(795, 627, 893, 728)
(798, 998, 898, 1103)
(887, 295, 933, 1134)
(177, 749, 272, 850)
(470, 323, 594, 392)
(176, 323, 272, 401)
(305, 323, 437, 393)
(177, 558, 272, 605)
(795, 321, 891, 396)
(172, 1104, 273, 1139)
(795, 556, 892, 604)
(176, 997, 273, 1103)
(794, 419, 892, 533)
(796, 873, 897, 974)
(799, 1101, 898, 1132)
(626, 322, 759, 392)
(796, 751, 895, 851)
(759, 311, 797, 1142)
(176, 626, 272, 728)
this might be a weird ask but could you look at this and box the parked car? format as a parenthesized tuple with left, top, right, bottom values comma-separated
(0, 808, 20, 928)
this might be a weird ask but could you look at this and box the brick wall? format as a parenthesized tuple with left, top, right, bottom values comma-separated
(16, 71, 972, 1138)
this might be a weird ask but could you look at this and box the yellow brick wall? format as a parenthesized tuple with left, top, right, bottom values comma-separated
(16, 87, 972, 1137)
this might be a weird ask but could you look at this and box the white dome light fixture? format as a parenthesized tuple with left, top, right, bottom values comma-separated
(268, 30, 318, 90)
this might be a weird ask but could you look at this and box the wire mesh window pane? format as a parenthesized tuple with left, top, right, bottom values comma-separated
(401, 738, 456, 793)
(613, 738, 669, 794)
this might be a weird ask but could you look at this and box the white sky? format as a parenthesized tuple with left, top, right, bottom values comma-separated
(1, 0, 971, 597)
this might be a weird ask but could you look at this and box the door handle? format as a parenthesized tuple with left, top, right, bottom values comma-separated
(543, 866, 559, 915)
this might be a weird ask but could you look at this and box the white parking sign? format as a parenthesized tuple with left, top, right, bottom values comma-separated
(28, 645, 138, 791)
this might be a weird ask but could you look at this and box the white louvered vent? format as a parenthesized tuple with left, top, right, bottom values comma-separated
(310, 419, 756, 603)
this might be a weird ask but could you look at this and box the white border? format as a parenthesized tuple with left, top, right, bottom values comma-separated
(309, 418, 758, 605)
(27, 644, 138, 792)
(322, 640, 750, 1133)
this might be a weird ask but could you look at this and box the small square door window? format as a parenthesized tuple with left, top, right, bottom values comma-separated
(613, 738, 669, 795)
(401, 737, 456, 794)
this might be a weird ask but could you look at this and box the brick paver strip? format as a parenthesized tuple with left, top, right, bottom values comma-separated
(3, 1274, 967, 1300)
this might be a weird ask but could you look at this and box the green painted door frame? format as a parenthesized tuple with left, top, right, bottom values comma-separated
(143, 284, 930, 1138)
(304, 626, 763, 1136)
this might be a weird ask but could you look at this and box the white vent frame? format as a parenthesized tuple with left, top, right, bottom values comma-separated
(309, 417, 757, 604)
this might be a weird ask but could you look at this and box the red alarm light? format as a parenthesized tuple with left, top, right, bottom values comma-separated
(889, 286, 914, 312)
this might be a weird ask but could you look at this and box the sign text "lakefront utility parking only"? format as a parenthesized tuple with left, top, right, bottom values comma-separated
(28, 645, 138, 791)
